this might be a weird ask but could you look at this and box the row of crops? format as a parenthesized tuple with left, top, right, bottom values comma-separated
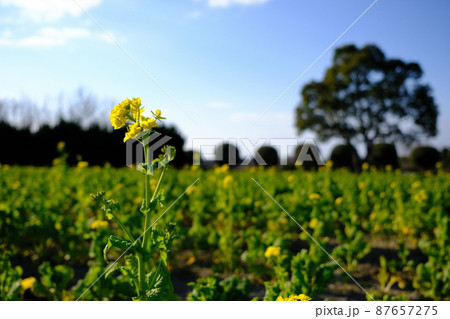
(0, 163, 449, 300)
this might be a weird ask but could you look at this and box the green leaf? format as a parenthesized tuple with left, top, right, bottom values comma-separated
(104, 263, 121, 279)
(103, 235, 134, 262)
(144, 263, 173, 300)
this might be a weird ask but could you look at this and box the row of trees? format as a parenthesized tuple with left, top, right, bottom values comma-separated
(0, 120, 189, 167)
(214, 143, 450, 171)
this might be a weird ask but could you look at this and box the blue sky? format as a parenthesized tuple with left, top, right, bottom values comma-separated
(1, 0, 449, 158)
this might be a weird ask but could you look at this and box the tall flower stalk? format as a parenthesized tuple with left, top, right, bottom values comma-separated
(91, 97, 176, 300)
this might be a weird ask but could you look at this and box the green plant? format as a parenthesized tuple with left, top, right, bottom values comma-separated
(187, 275, 250, 301)
(0, 248, 24, 301)
(90, 98, 178, 300)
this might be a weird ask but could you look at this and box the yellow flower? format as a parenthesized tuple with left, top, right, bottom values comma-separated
(276, 294, 311, 301)
(358, 182, 366, 190)
(186, 186, 197, 196)
(186, 256, 196, 266)
(385, 164, 392, 171)
(287, 175, 295, 182)
(91, 220, 108, 230)
(325, 160, 333, 168)
(335, 197, 343, 205)
(57, 141, 65, 150)
(21, 277, 36, 290)
(309, 218, 319, 229)
(367, 190, 375, 197)
(435, 162, 442, 169)
(123, 122, 142, 142)
(265, 246, 280, 259)
(412, 181, 421, 189)
(110, 99, 129, 129)
(77, 161, 89, 168)
(140, 118, 158, 131)
(223, 175, 234, 188)
(152, 109, 166, 121)
(413, 189, 428, 203)
(308, 193, 321, 200)
(12, 181, 21, 190)
(362, 162, 369, 171)
(380, 192, 386, 198)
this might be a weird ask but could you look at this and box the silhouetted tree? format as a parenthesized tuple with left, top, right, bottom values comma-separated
(216, 143, 241, 167)
(411, 146, 440, 171)
(256, 146, 279, 166)
(295, 44, 438, 161)
(330, 144, 359, 169)
(367, 143, 398, 169)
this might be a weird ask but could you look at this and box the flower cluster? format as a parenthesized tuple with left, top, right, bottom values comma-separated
(276, 294, 311, 301)
(109, 97, 165, 142)
(264, 246, 281, 258)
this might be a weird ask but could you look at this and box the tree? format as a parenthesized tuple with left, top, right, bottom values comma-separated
(215, 143, 241, 167)
(256, 146, 279, 166)
(367, 143, 398, 169)
(330, 144, 358, 169)
(295, 44, 438, 161)
(411, 146, 440, 171)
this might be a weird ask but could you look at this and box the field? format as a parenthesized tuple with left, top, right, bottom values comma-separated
(0, 163, 449, 301)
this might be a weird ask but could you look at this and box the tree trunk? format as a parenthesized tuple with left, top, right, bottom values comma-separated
(365, 142, 373, 162)
(345, 139, 360, 172)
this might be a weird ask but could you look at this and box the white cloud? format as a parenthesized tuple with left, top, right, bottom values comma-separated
(208, 0, 269, 8)
(0, 0, 103, 22)
(0, 27, 93, 47)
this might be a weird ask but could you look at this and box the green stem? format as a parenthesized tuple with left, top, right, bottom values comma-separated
(112, 215, 135, 243)
(142, 168, 166, 249)
(137, 254, 145, 292)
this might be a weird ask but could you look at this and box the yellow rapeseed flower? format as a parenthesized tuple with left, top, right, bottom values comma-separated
(91, 220, 108, 230)
(335, 197, 343, 205)
(57, 141, 65, 150)
(223, 175, 234, 188)
(276, 294, 311, 301)
(152, 109, 166, 121)
(362, 162, 369, 170)
(123, 122, 142, 142)
(412, 181, 421, 189)
(309, 218, 319, 229)
(21, 277, 36, 290)
(77, 161, 89, 168)
(308, 193, 321, 200)
(140, 118, 158, 131)
(264, 246, 280, 259)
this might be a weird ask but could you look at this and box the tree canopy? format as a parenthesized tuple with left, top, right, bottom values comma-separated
(295, 44, 438, 159)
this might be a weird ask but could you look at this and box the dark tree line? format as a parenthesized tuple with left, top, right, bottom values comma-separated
(0, 120, 188, 167)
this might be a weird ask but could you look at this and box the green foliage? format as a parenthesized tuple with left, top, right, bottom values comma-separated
(0, 163, 449, 300)
(413, 216, 450, 300)
(187, 275, 251, 301)
(0, 248, 23, 301)
(411, 146, 440, 171)
(368, 143, 398, 169)
(32, 262, 74, 301)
